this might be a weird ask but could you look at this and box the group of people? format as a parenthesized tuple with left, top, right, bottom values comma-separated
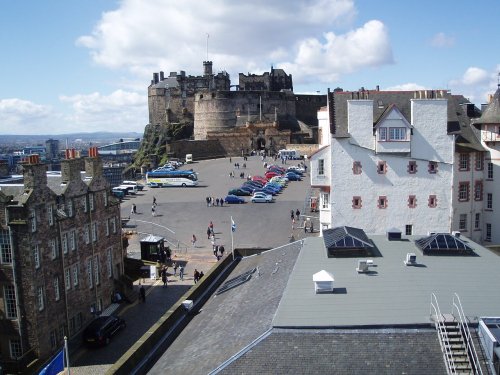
(206, 196, 225, 207)
(213, 244, 225, 260)
(193, 269, 204, 284)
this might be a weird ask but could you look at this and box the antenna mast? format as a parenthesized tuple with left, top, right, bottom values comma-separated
(206, 33, 209, 61)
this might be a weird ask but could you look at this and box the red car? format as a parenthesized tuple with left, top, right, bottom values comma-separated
(252, 176, 268, 184)
(265, 171, 281, 179)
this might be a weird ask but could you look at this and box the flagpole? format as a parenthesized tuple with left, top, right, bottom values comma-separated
(230, 216, 234, 261)
(64, 336, 70, 375)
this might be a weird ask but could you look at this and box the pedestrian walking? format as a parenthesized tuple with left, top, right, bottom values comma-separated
(131, 203, 137, 214)
(209, 221, 214, 232)
(206, 196, 210, 207)
(161, 268, 167, 287)
(139, 284, 146, 302)
(220, 197, 224, 207)
(219, 245, 225, 257)
(173, 262, 178, 276)
(291, 209, 295, 221)
(192, 234, 197, 247)
(194, 269, 200, 284)
(207, 227, 211, 239)
(216, 197, 220, 206)
(179, 265, 184, 281)
(153, 196, 157, 206)
(295, 209, 300, 220)
(152, 205, 156, 217)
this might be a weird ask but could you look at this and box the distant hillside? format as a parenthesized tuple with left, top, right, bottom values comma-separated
(1, 132, 143, 144)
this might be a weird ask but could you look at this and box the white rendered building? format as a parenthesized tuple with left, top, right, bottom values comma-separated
(310, 88, 491, 243)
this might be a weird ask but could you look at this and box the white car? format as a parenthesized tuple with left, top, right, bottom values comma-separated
(251, 192, 274, 203)
(288, 165, 306, 173)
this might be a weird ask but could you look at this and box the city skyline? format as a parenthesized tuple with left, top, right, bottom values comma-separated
(1, 0, 499, 135)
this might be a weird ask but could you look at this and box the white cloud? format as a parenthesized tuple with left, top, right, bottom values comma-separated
(461, 67, 489, 86)
(76, 0, 393, 86)
(59, 90, 147, 132)
(430, 32, 455, 48)
(0, 99, 57, 134)
(281, 20, 393, 83)
(448, 66, 499, 105)
(384, 83, 426, 91)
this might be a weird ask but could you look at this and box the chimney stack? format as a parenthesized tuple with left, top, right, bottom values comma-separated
(160, 71, 164, 81)
(61, 150, 83, 183)
(153, 72, 159, 84)
(85, 147, 103, 178)
(22, 154, 47, 189)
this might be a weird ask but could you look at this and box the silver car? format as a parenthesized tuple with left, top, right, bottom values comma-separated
(251, 192, 274, 203)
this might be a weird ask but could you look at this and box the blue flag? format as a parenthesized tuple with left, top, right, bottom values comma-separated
(231, 218, 236, 232)
(39, 349, 64, 375)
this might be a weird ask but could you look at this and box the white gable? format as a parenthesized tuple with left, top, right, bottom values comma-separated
(375, 106, 412, 131)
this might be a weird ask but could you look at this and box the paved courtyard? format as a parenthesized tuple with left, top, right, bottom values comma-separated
(70, 155, 318, 374)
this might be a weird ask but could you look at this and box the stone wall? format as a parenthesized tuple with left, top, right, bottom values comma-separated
(285, 144, 319, 158)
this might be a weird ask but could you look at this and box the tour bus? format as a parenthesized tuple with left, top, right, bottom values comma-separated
(278, 149, 301, 160)
(146, 169, 198, 187)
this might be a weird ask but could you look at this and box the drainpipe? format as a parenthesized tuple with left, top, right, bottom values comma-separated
(58, 216, 71, 339)
(7, 223, 24, 355)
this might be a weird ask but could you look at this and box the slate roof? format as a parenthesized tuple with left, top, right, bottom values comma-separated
(217, 329, 447, 375)
(474, 86, 500, 125)
(331, 89, 484, 152)
(147, 242, 303, 375)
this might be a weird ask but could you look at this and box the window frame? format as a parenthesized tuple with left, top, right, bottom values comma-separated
(408, 161, 417, 174)
(475, 152, 484, 171)
(47, 204, 54, 226)
(65, 268, 71, 290)
(459, 214, 467, 231)
(4, 285, 18, 319)
(459, 153, 470, 171)
(474, 180, 483, 201)
(352, 161, 362, 175)
(352, 196, 362, 209)
(9, 339, 22, 359)
(377, 196, 388, 209)
(408, 195, 417, 208)
(487, 193, 493, 210)
(405, 225, 413, 236)
(0, 229, 12, 264)
(54, 277, 60, 301)
(377, 161, 387, 175)
(486, 223, 492, 241)
(33, 245, 40, 269)
(487, 162, 494, 180)
(321, 193, 329, 209)
(474, 213, 481, 230)
(428, 161, 438, 174)
(428, 195, 437, 208)
(72, 264, 79, 287)
(317, 159, 325, 176)
(37, 286, 45, 312)
(458, 182, 470, 202)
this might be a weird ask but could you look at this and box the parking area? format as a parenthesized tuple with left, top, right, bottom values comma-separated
(69, 155, 318, 374)
(121, 155, 316, 253)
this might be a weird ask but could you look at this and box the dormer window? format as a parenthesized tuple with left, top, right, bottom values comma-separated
(378, 127, 407, 141)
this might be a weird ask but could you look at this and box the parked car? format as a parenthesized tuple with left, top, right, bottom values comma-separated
(285, 172, 302, 181)
(268, 166, 286, 174)
(265, 171, 281, 179)
(147, 182, 160, 188)
(239, 186, 255, 194)
(242, 181, 264, 189)
(251, 176, 268, 184)
(111, 188, 125, 199)
(83, 315, 126, 347)
(286, 168, 303, 175)
(228, 188, 252, 196)
(254, 187, 278, 196)
(224, 194, 246, 204)
(269, 176, 288, 185)
(251, 192, 274, 203)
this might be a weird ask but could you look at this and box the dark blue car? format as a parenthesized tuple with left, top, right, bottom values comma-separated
(224, 194, 245, 204)
(285, 172, 302, 181)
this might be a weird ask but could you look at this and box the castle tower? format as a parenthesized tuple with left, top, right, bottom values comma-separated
(203, 61, 213, 76)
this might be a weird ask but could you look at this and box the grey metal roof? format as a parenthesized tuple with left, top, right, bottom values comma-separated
(140, 234, 164, 243)
(273, 235, 500, 328)
(474, 86, 500, 125)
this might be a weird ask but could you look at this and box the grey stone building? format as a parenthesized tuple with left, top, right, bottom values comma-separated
(0, 149, 124, 373)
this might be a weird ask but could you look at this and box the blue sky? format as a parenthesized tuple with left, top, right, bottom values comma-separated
(0, 0, 499, 135)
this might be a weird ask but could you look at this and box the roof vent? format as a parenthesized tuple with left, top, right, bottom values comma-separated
(387, 227, 402, 241)
(452, 231, 461, 238)
(313, 270, 334, 294)
(404, 253, 417, 266)
(427, 231, 436, 236)
(356, 260, 369, 273)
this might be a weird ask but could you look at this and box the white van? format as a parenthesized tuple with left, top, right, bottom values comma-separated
(278, 149, 301, 160)
(122, 181, 145, 191)
(185, 154, 193, 164)
(118, 184, 137, 195)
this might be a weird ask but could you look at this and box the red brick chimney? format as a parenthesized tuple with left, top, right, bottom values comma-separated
(22, 154, 47, 189)
(85, 147, 103, 177)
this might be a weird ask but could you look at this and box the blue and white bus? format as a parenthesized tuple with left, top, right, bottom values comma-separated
(146, 170, 198, 187)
